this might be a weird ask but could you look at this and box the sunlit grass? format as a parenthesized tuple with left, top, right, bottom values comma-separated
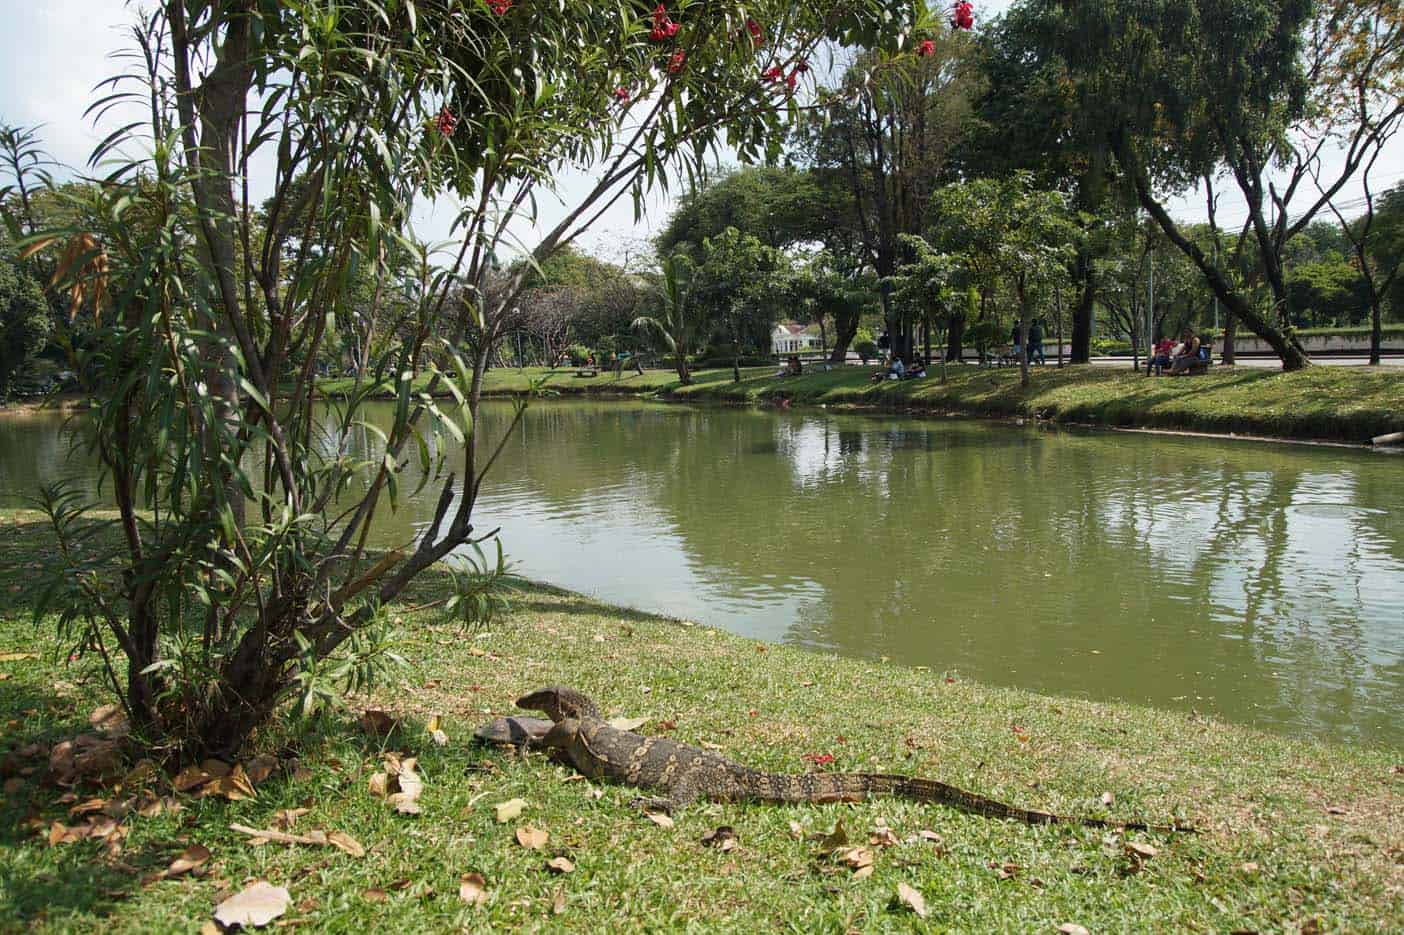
(1, 509, 1399, 932)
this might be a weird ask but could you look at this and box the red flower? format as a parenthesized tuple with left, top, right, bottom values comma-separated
(667, 49, 686, 73)
(918, 39, 936, 57)
(489, 0, 511, 15)
(650, 4, 680, 41)
(613, 86, 631, 102)
(435, 106, 458, 137)
(951, 1, 974, 30)
(746, 18, 765, 46)
(802, 752, 836, 766)
(762, 65, 785, 82)
(794, 59, 810, 74)
(785, 72, 798, 92)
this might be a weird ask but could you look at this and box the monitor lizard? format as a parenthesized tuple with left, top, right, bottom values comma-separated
(517, 686, 1194, 832)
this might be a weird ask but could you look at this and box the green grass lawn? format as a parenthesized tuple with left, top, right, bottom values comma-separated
(313, 363, 1404, 443)
(668, 364, 1404, 443)
(1, 509, 1399, 932)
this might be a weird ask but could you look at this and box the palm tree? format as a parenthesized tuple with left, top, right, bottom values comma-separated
(632, 253, 702, 385)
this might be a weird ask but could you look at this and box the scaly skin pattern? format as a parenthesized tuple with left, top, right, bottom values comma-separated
(517, 687, 1194, 832)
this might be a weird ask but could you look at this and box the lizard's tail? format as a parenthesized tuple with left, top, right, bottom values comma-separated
(763, 772, 1194, 833)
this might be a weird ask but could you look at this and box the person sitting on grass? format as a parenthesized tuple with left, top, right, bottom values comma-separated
(906, 359, 927, 379)
(788, 355, 803, 377)
(1169, 329, 1201, 376)
(871, 355, 905, 383)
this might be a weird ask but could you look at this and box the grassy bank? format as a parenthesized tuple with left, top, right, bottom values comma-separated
(667, 364, 1404, 443)
(1, 510, 1399, 932)
(313, 364, 1404, 443)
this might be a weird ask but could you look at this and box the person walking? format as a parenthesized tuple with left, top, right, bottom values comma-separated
(1028, 319, 1045, 365)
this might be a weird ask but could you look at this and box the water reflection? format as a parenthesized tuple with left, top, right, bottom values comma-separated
(1, 400, 1400, 746)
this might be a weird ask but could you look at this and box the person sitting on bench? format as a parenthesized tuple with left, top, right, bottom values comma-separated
(1169, 329, 1201, 376)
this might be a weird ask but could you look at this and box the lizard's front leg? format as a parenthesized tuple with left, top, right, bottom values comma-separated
(634, 773, 701, 815)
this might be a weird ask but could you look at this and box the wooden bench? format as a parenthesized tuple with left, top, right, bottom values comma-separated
(574, 368, 598, 378)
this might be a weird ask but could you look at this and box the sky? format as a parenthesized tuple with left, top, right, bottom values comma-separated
(2, 0, 1400, 263)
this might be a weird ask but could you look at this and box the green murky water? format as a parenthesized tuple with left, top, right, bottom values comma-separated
(3, 400, 1401, 746)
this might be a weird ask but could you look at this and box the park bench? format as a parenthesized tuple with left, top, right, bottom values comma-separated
(574, 368, 598, 378)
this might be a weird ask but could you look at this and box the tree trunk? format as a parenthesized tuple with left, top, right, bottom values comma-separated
(1118, 140, 1309, 371)
(945, 311, 966, 362)
(1069, 249, 1096, 364)
(1017, 277, 1031, 388)
(829, 306, 859, 363)
(1370, 300, 1382, 366)
(1055, 287, 1065, 368)
(1222, 310, 1237, 365)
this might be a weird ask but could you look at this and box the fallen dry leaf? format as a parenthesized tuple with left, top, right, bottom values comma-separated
(359, 709, 398, 736)
(607, 716, 648, 732)
(206, 764, 257, 802)
(869, 827, 899, 848)
(327, 831, 365, 858)
(788, 820, 805, 839)
(426, 713, 449, 747)
(990, 861, 1020, 880)
(895, 882, 927, 919)
(244, 756, 278, 785)
(837, 846, 874, 872)
(213, 881, 290, 928)
(165, 843, 211, 878)
(552, 888, 566, 915)
(495, 798, 527, 823)
(88, 704, 129, 736)
(1241, 861, 1260, 875)
(1058, 925, 1091, 935)
(367, 772, 389, 797)
(917, 829, 943, 845)
(545, 856, 575, 874)
(1125, 841, 1159, 861)
(362, 888, 387, 903)
(644, 809, 675, 829)
(459, 872, 488, 907)
(0, 652, 37, 662)
(273, 807, 309, 830)
(516, 826, 549, 850)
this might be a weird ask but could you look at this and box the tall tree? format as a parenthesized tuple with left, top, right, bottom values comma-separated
(25, 0, 915, 760)
(1042, 0, 1403, 370)
(798, 29, 982, 362)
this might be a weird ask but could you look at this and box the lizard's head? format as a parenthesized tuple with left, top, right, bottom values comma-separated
(516, 686, 602, 722)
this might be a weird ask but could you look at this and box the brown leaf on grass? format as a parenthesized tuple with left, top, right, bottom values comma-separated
(362, 888, 387, 903)
(165, 844, 211, 878)
(495, 798, 527, 823)
(643, 809, 675, 829)
(358, 709, 398, 736)
(545, 856, 575, 874)
(48, 736, 122, 785)
(1101, 791, 1115, 806)
(1240, 861, 1260, 875)
(69, 797, 110, 818)
(1058, 925, 1091, 935)
(205, 764, 256, 802)
(895, 882, 928, 919)
(273, 807, 309, 830)
(244, 756, 278, 785)
(387, 793, 421, 815)
(327, 831, 365, 858)
(1125, 841, 1159, 861)
(0, 652, 37, 662)
(172, 765, 215, 794)
(48, 821, 85, 846)
(213, 880, 290, 928)
(788, 820, 805, 839)
(515, 826, 549, 850)
(989, 861, 1020, 880)
(700, 826, 737, 851)
(655, 719, 678, 732)
(917, 829, 943, 845)
(836, 846, 874, 872)
(459, 872, 488, 907)
(367, 772, 389, 797)
(869, 827, 899, 848)
(607, 716, 648, 732)
(88, 704, 129, 737)
(551, 888, 566, 915)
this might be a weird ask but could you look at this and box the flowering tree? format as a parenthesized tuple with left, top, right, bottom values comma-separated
(27, 0, 922, 760)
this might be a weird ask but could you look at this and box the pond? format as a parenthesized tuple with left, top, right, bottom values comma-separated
(2, 400, 1401, 747)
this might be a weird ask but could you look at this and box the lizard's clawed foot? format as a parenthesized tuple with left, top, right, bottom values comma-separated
(632, 796, 674, 815)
